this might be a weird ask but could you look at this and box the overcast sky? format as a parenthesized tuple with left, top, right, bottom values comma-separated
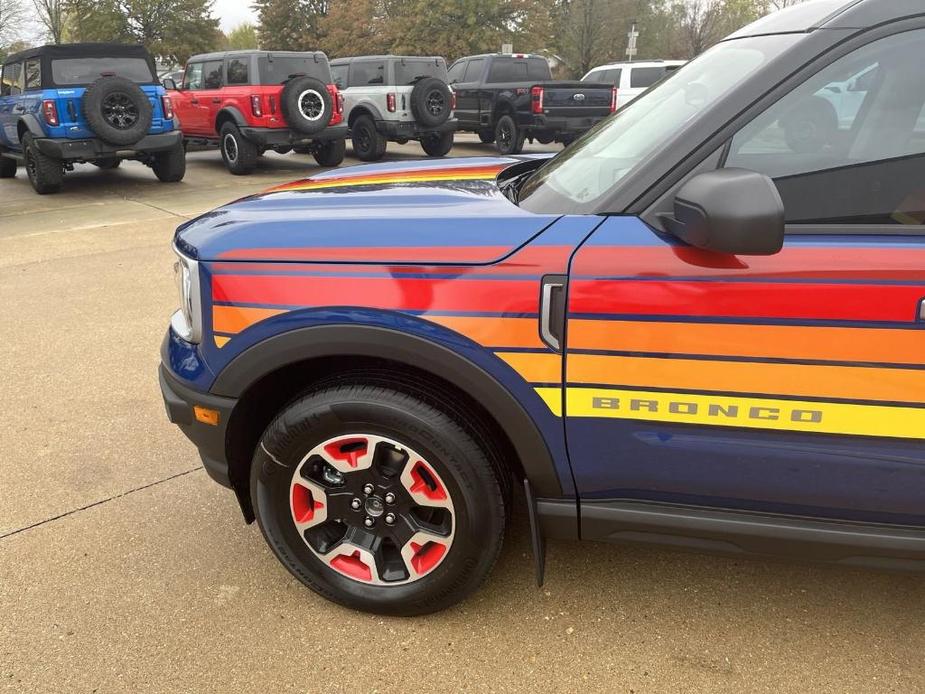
(212, 0, 258, 32)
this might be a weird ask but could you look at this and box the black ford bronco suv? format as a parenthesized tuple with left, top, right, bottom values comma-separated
(448, 52, 616, 154)
(0, 43, 184, 194)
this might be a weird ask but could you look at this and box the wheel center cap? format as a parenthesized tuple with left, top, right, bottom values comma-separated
(364, 496, 385, 517)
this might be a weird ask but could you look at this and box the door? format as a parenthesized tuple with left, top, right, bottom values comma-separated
(0, 61, 23, 147)
(174, 62, 207, 134)
(564, 26, 925, 527)
(198, 59, 225, 133)
(450, 58, 484, 130)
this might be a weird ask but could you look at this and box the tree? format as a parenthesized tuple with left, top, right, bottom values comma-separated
(33, 0, 66, 43)
(319, 0, 389, 57)
(0, 0, 28, 55)
(225, 22, 258, 50)
(254, 0, 329, 51)
(63, 0, 221, 64)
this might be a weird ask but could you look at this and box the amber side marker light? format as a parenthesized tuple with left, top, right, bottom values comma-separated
(193, 406, 220, 426)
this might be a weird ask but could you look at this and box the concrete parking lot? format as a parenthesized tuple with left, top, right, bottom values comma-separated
(1, 136, 923, 694)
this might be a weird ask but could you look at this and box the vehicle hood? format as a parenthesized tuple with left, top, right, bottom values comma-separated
(175, 156, 558, 264)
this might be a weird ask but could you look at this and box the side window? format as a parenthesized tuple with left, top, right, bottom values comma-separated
(24, 59, 41, 91)
(463, 58, 484, 82)
(589, 68, 621, 85)
(331, 64, 348, 89)
(1, 62, 23, 96)
(227, 58, 248, 85)
(447, 60, 466, 84)
(183, 63, 203, 90)
(630, 66, 664, 89)
(727, 28, 925, 226)
(350, 61, 385, 86)
(202, 60, 223, 89)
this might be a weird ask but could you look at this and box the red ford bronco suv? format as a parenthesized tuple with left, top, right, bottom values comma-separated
(166, 50, 346, 174)
(161, 0, 925, 616)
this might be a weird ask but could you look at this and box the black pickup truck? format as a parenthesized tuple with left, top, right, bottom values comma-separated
(447, 53, 615, 154)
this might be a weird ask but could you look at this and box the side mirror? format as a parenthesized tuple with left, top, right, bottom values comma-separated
(163, 78, 177, 91)
(662, 168, 784, 256)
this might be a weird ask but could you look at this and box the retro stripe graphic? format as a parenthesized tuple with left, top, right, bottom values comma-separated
(266, 164, 508, 194)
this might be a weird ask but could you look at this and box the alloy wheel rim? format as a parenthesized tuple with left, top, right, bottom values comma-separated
(426, 90, 445, 116)
(223, 133, 238, 163)
(102, 92, 139, 130)
(298, 89, 324, 121)
(289, 433, 455, 585)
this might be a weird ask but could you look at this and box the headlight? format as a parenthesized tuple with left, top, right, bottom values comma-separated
(171, 246, 202, 344)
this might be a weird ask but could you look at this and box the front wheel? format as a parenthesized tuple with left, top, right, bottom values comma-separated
(219, 122, 258, 175)
(351, 115, 387, 162)
(420, 131, 453, 157)
(93, 158, 121, 170)
(312, 139, 346, 167)
(494, 115, 524, 155)
(151, 142, 186, 182)
(477, 129, 495, 144)
(251, 384, 507, 616)
(0, 155, 16, 178)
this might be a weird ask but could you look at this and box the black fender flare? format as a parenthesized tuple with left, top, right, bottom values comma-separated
(17, 115, 46, 140)
(211, 324, 564, 497)
(214, 106, 247, 132)
(491, 98, 517, 126)
(347, 103, 384, 129)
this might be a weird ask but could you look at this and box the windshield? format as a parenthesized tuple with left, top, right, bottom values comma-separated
(518, 34, 800, 214)
(394, 59, 447, 86)
(51, 57, 154, 86)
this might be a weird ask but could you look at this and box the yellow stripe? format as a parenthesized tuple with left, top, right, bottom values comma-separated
(214, 335, 231, 348)
(280, 171, 496, 192)
(536, 385, 925, 439)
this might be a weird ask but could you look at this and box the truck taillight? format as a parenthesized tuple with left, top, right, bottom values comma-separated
(42, 100, 59, 126)
(161, 95, 174, 120)
(610, 86, 618, 113)
(269, 95, 277, 114)
(250, 95, 263, 118)
(387, 92, 396, 112)
(531, 86, 544, 114)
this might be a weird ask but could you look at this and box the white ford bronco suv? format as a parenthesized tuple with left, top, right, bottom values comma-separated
(330, 55, 456, 161)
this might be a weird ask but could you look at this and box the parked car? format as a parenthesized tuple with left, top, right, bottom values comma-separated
(165, 50, 347, 174)
(160, 0, 925, 616)
(0, 42, 184, 194)
(330, 55, 456, 161)
(447, 52, 616, 154)
(581, 59, 686, 107)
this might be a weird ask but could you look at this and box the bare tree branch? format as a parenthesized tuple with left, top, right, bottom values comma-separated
(0, 0, 28, 48)
(32, 0, 66, 43)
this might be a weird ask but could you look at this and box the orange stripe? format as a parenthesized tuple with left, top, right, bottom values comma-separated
(568, 320, 925, 366)
(269, 166, 505, 192)
(496, 352, 561, 383)
(568, 354, 925, 404)
(213, 305, 286, 334)
(426, 316, 545, 349)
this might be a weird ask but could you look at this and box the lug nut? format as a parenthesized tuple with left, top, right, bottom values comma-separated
(364, 517, 375, 528)
(384, 513, 396, 525)
(363, 483, 375, 495)
(350, 498, 361, 510)
(384, 492, 396, 504)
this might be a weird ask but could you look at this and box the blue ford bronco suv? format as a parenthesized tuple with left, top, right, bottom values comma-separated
(160, 0, 925, 615)
(0, 43, 184, 194)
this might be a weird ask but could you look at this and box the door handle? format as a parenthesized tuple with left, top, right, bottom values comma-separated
(190, 98, 199, 105)
(539, 275, 567, 352)
(211, 98, 220, 104)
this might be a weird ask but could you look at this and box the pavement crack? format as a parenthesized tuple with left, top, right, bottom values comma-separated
(0, 467, 201, 542)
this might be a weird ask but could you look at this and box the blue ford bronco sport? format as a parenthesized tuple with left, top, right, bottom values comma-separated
(160, 0, 925, 615)
(0, 43, 184, 194)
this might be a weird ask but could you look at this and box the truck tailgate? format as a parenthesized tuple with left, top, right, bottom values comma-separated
(535, 81, 612, 117)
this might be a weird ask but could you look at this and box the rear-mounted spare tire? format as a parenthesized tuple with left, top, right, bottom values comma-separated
(82, 76, 152, 146)
(411, 78, 452, 128)
(281, 76, 333, 135)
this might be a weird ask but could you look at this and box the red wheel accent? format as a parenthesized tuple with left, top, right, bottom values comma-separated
(409, 541, 447, 575)
(330, 550, 372, 581)
(323, 437, 369, 468)
(409, 461, 447, 501)
(291, 483, 323, 523)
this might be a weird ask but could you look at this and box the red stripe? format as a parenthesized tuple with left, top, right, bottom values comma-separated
(570, 280, 925, 322)
(573, 246, 925, 281)
(212, 274, 540, 312)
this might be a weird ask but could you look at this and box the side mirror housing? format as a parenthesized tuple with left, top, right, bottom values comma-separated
(662, 168, 785, 256)
(163, 78, 177, 91)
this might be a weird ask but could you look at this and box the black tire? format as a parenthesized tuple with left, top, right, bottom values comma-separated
(292, 146, 311, 155)
(351, 115, 387, 162)
(535, 132, 555, 145)
(478, 130, 495, 144)
(93, 158, 121, 170)
(0, 155, 16, 178)
(22, 133, 63, 194)
(313, 138, 346, 167)
(494, 114, 524, 155)
(394, 138, 409, 145)
(272, 146, 292, 155)
(420, 131, 453, 157)
(251, 383, 507, 616)
(151, 142, 186, 182)
(410, 77, 452, 128)
(82, 76, 152, 146)
(281, 76, 333, 135)
(220, 122, 259, 175)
